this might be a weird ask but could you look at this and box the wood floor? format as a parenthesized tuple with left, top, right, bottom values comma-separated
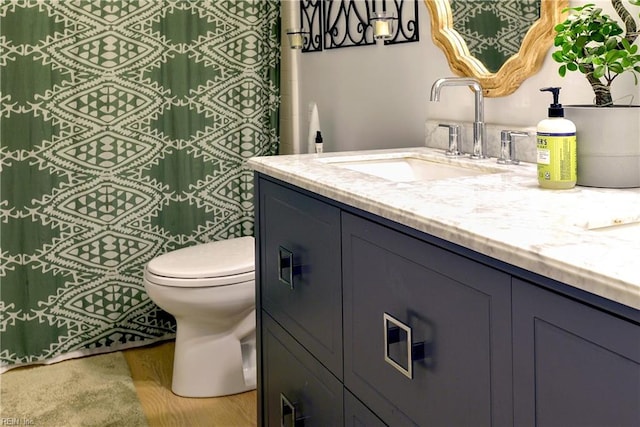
(123, 340, 257, 427)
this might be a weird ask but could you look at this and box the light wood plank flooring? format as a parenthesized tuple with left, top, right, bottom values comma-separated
(124, 340, 257, 427)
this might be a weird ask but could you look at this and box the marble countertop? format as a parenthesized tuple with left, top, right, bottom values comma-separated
(248, 147, 640, 310)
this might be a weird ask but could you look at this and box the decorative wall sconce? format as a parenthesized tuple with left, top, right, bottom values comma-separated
(370, 11, 397, 40)
(286, 28, 308, 49)
(292, 0, 418, 52)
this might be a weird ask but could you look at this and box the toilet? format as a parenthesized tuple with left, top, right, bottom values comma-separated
(143, 236, 256, 398)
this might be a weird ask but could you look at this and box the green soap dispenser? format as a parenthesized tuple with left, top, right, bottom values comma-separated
(537, 87, 577, 189)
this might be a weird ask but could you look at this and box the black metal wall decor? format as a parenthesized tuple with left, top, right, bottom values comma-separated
(385, 0, 420, 46)
(299, 0, 419, 52)
(301, 0, 323, 52)
(324, 0, 374, 49)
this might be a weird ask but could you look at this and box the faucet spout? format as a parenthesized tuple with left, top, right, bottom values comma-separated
(430, 77, 486, 159)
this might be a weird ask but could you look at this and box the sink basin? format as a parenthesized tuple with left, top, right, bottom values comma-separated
(322, 156, 497, 182)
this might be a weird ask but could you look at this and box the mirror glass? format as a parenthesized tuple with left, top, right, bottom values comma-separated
(425, 0, 567, 97)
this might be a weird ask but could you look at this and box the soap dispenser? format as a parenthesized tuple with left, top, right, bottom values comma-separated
(536, 87, 577, 189)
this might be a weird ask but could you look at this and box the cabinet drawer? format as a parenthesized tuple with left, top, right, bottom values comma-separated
(342, 213, 512, 426)
(258, 179, 342, 377)
(344, 390, 387, 427)
(513, 279, 640, 427)
(262, 313, 343, 427)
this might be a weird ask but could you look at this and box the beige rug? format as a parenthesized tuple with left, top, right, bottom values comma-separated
(0, 352, 148, 427)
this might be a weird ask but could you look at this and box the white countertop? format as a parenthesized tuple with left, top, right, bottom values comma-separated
(248, 147, 640, 310)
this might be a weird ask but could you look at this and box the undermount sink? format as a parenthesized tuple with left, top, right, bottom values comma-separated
(321, 156, 499, 182)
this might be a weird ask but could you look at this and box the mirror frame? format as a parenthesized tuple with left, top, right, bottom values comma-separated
(425, 0, 568, 97)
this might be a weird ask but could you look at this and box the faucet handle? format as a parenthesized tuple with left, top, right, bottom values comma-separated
(498, 130, 530, 165)
(438, 123, 462, 156)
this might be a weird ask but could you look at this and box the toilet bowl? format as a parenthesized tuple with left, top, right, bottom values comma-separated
(143, 236, 256, 398)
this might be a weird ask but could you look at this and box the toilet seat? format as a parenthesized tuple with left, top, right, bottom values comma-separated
(145, 236, 255, 288)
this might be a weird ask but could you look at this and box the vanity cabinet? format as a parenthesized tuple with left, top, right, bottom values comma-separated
(262, 313, 343, 426)
(342, 212, 512, 426)
(255, 174, 640, 427)
(344, 390, 386, 426)
(512, 278, 640, 427)
(258, 179, 342, 378)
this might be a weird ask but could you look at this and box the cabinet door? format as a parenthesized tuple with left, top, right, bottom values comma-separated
(344, 390, 387, 427)
(342, 213, 512, 427)
(513, 278, 640, 427)
(262, 313, 343, 427)
(258, 179, 342, 377)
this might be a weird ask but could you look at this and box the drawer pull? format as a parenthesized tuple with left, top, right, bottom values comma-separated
(383, 312, 425, 379)
(278, 246, 294, 289)
(280, 393, 304, 427)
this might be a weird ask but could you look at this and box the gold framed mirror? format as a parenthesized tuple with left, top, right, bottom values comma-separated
(425, 0, 567, 97)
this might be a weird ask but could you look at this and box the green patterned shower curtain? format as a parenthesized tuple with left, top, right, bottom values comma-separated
(0, 0, 280, 370)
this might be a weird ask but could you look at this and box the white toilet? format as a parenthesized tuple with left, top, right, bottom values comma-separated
(143, 236, 256, 398)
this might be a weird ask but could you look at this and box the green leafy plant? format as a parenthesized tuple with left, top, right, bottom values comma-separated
(552, 0, 640, 106)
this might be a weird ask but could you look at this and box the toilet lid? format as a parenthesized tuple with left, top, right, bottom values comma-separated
(146, 237, 254, 285)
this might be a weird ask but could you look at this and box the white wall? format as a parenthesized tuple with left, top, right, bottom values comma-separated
(282, 0, 639, 154)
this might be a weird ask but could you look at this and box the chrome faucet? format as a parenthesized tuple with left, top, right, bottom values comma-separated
(430, 77, 486, 159)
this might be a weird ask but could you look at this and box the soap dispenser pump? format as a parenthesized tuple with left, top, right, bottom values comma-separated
(314, 130, 324, 153)
(536, 87, 577, 189)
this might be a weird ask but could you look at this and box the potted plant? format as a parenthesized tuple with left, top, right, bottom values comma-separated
(551, 0, 640, 188)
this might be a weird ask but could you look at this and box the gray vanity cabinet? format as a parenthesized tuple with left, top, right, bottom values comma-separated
(262, 313, 344, 426)
(512, 278, 640, 427)
(342, 212, 512, 426)
(258, 179, 342, 378)
(255, 174, 640, 426)
(344, 390, 386, 426)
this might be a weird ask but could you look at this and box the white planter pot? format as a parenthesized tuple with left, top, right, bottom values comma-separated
(564, 105, 640, 188)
